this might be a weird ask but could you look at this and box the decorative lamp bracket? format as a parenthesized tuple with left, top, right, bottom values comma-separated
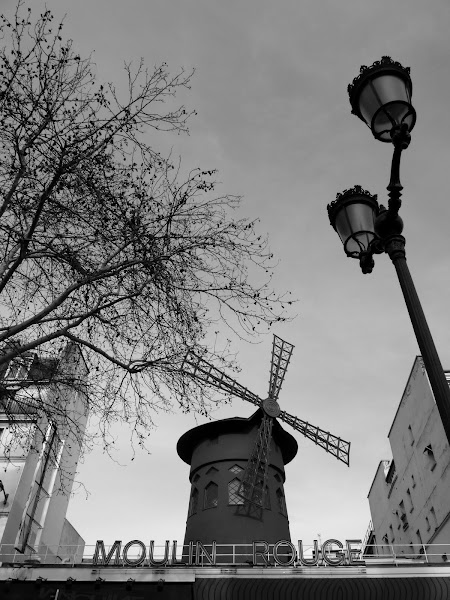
(359, 250, 375, 274)
(358, 233, 383, 273)
(387, 121, 411, 215)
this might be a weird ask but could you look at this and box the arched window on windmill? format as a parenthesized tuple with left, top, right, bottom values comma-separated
(228, 464, 245, 506)
(188, 487, 199, 518)
(204, 482, 218, 509)
(229, 464, 243, 476)
(276, 488, 287, 515)
(228, 478, 244, 505)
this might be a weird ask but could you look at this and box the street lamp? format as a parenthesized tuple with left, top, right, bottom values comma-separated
(327, 56, 450, 446)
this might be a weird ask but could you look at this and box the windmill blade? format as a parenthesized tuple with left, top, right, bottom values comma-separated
(238, 414, 273, 509)
(268, 335, 294, 401)
(279, 410, 350, 466)
(182, 351, 262, 408)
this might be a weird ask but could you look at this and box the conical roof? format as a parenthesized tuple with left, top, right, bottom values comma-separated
(177, 408, 298, 466)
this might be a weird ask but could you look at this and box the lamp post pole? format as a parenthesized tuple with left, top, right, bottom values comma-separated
(327, 56, 450, 446)
(386, 235, 450, 445)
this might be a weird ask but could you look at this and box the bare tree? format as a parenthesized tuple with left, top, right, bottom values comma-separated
(0, 4, 292, 459)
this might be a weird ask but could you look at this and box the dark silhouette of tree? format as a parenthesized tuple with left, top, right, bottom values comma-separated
(0, 4, 291, 459)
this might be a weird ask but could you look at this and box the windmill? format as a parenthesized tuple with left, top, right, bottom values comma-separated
(182, 335, 350, 512)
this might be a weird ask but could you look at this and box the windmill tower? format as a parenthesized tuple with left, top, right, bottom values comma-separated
(178, 335, 350, 550)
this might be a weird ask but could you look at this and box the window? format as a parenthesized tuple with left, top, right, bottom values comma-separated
(204, 482, 218, 509)
(276, 488, 286, 515)
(425, 516, 431, 531)
(193, 474, 200, 483)
(4, 355, 33, 381)
(205, 466, 218, 476)
(17, 517, 42, 552)
(229, 464, 243, 475)
(385, 461, 396, 484)
(416, 529, 423, 545)
(399, 501, 409, 530)
(430, 506, 438, 529)
(424, 445, 437, 471)
(228, 478, 244, 505)
(274, 473, 282, 482)
(389, 524, 395, 543)
(188, 487, 198, 517)
(407, 425, 414, 445)
(406, 488, 414, 512)
(15, 424, 63, 553)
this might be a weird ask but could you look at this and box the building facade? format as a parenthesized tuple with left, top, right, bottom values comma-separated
(0, 343, 87, 563)
(367, 356, 450, 562)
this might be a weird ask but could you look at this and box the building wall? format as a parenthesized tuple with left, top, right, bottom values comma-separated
(367, 357, 450, 561)
(57, 518, 85, 563)
(0, 458, 27, 544)
(0, 343, 87, 563)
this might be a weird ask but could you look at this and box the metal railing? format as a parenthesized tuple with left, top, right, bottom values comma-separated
(0, 543, 85, 567)
(362, 520, 374, 551)
(1, 542, 450, 568)
(363, 542, 450, 564)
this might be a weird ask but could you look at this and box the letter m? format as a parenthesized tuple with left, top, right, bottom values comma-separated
(93, 540, 122, 566)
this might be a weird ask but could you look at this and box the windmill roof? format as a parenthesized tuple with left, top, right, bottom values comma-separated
(177, 409, 298, 465)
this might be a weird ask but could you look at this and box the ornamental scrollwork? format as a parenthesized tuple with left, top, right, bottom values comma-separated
(347, 56, 411, 97)
(335, 185, 377, 202)
(327, 186, 378, 224)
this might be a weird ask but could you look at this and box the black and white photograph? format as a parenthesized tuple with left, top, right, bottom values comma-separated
(0, 0, 450, 597)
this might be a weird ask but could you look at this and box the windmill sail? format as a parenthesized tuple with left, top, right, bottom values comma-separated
(182, 336, 351, 511)
(182, 351, 261, 407)
(268, 336, 294, 400)
(279, 410, 350, 466)
(237, 415, 273, 511)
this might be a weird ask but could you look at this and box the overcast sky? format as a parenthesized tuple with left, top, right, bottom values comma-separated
(3, 0, 450, 552)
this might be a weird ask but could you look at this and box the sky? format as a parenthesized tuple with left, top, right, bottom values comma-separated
(3, 0, 450, 553)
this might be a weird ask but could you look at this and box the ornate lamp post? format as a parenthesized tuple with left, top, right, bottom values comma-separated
(327, 56, 450, 445)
